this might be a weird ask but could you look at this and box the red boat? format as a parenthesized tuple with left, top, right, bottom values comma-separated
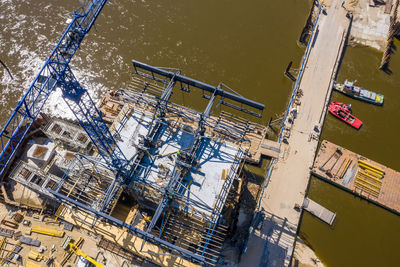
(328, 101, 363, 129)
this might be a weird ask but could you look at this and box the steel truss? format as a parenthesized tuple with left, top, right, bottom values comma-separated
(0, 0, 265, 264)
(128, 62, 259, 264)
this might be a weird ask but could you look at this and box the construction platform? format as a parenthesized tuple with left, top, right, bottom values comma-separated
(99, 88, 279, 164)
(0, 61, 276, 266)
(302, 197, 336, 225)
(312, 140, 400, 215)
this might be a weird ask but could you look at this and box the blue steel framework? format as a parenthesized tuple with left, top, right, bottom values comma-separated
(0, 0, 266, 264)
(129, 63, 255, 263)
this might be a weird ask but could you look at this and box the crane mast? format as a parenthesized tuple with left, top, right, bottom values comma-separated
(0, 0, 127, 179)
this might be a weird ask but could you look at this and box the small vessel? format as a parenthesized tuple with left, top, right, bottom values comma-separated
(333, 80, 384, 106)
(328, 101, 363, 129)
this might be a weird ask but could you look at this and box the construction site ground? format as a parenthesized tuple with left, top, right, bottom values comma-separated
(0, 202, 132, 267)
(322, 0, 398, 51)
(347, 0, 393, 51)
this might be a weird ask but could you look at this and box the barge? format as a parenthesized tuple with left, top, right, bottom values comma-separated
(333, 80, 384, 106)
(312, 140, 400, 215)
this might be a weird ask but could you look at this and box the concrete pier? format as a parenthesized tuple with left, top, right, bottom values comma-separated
(240, 1, 351, 266)
(302, 197, 336, 225)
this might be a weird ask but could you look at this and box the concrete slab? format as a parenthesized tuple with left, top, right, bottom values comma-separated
(116, 109, 240, 216)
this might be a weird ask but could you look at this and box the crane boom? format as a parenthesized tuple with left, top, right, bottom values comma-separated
(69, 243, 104, 267)
(60, 65, 127, 172)
(0, 0, 113, 178)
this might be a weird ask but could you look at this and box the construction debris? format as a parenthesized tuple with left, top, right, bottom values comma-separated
(0, 227, 14, 238)
(20, 237, 41, 247)
(1, 219, 19, 229)
(13, 213, 24, 223)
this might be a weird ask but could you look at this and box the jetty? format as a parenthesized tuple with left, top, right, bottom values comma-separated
(302, 197, 336, 225)
(241, 1, 351, 266)
(312, 140, 400, 215)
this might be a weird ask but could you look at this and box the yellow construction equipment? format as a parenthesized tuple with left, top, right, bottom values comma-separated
(354, 181, 380, 197)
(364, 168, 383, 179)
(31, 226, 65, 237)
(60, 237, 83, 266)
(69, 242, 104, 267)
(339, 159, 352, 179)
(359, 163, 384, 177)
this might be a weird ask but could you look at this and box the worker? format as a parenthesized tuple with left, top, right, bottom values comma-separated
(290, 107, 297, 119)
(177, 150, 181, 156)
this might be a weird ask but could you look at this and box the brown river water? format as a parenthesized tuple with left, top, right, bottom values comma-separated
(0, 0, 399, 266)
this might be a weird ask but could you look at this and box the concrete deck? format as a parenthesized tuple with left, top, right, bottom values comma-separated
(240, 1, 351, 266)
(302, 197, 336, 225)
(113, 105, 241, 216)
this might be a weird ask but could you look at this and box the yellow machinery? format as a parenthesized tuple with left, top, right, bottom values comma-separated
(68, 242, 104, 267)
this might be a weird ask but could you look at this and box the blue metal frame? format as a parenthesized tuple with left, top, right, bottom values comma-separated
(60, 66, 127, 172)
(132, 60, 265, 112)
(47, 188, 205, 264)
(0, 0, 110, 178)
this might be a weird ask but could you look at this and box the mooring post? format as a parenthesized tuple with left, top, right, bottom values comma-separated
(284, 61, 296, 82)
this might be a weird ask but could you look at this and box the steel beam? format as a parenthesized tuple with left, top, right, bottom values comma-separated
(132, 60, 265, 111)
(47, 189, 205, 264)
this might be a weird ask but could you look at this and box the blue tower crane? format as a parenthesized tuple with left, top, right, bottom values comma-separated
(0, 0, 127, 179)
(0, 1, 265, 264)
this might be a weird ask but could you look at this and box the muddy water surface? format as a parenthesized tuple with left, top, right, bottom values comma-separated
(1, 1, 399, 266)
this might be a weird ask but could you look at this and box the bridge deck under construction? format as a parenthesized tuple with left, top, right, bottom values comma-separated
(241, 1, 352, 266)
(312, 140, 400, 215)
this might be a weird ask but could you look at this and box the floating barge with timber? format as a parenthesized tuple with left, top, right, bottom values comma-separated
(312, 140, 400, 215)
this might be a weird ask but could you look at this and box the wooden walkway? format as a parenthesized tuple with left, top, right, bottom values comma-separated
(312, 140, 400, 215)
(247, 139, 281, 162)
(302, 197, 336, 225)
